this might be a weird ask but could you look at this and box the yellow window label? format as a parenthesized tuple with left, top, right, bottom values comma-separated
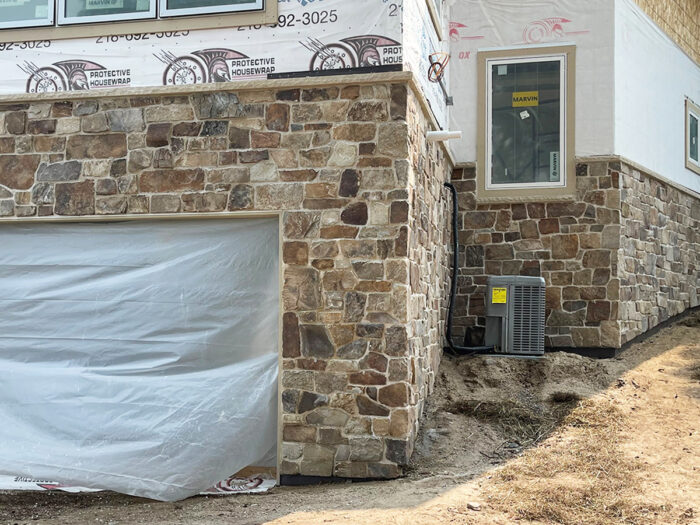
(512, 91, 539, 107)
(492, 288, 507, 304)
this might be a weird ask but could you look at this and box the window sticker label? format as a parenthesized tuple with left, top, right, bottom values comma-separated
(550, 151, 560, 181)
(492, 287, 507, 304)
(512, 90, 539, 107)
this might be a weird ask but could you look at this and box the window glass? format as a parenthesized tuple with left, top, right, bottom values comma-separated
(62, 0, 152, 22)
(0, 0, 52, 28)
(690, 112, 699, 163)
(489, 58, 562, 186)
(161, 0, 262, 16)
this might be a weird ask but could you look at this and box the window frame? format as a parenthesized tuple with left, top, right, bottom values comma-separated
(57, 0, 156, 25)
(159, 0, 263, 19)
(477, 44, 576, 203)
(0, 0, 276, 42)
(0, 0, 54, 29)
(686, 98, 700, 175)
(485, 54, 567, 191)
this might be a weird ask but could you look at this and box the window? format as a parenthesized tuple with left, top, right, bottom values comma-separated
(58, 0, 155, 24)
(477, 45, 576, 202)
(0, 0, 274, 41)
(160, 0, 263, 18)
(687, 99, 700, 175)
(0, 0, 53, 29)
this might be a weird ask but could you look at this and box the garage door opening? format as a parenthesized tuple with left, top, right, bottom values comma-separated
(0, 217, 280, 501)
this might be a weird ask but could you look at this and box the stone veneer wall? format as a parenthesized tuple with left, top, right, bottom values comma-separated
(404, 88, 451, 460)
(618, 162, 700, 343)
(0, 77, 449, 479)
(451, 159, 700, 350)
(451, 161, 623, 349)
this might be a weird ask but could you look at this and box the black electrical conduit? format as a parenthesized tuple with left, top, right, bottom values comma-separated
(443, 182, 496, 357)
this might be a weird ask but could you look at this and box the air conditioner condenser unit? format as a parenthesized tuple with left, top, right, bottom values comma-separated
(484, 276, 546, 356)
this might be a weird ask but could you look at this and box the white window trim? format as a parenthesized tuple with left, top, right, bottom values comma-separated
(688, 108, 699, 167)
(485, 53, 567, 191)
(159, 0, 263, 18)
(0, 1, 54, 29)
(57, 0, 156, 25)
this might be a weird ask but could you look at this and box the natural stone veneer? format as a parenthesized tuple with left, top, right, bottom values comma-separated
(0, 80, 446, 480)
(451, 160, 699, 349)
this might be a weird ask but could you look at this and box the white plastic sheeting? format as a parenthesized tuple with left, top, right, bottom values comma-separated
(0, 218, 280, 501)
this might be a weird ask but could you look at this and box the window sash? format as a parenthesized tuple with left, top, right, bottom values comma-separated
(57, 0, 155, 24)
(485, 54, 567, 190)
(159, 0, 263, 18)
(689, 109, 699, 166)
(0, 0, 53, 29)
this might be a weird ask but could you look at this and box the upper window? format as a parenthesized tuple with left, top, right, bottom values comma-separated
(160, 0, 262, 18)
(0, 0, 266, 33)
(58, 0, 155, 24)
(0, 0, 53, 29)
(477, 45, 576, 202)
(687, 99, 700, 175)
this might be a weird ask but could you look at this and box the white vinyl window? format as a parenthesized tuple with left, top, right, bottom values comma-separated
(57, 0, 155, 24)
(687, 99, 699, 174)
(0, 0, 53, 29)
(486, 53, 567, 190)
(159, 0, 262, 18)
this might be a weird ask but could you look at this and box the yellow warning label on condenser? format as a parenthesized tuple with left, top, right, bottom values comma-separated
(512, 91, 539, 107)
(492, 288, 508, 304)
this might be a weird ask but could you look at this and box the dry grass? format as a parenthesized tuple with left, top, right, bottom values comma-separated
(484, 398, 667, 525)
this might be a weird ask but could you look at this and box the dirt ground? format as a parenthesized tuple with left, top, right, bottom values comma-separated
(1, 311, 698, 525)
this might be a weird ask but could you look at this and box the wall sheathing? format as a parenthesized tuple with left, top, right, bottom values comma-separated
(0, 74, 453, 479)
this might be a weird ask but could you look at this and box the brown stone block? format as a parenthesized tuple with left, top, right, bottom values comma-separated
(282, 312, 301, 358)
(321, 225, 359, 239)
(546, 287, 562, 310)
(538, 218, 560, 235)
(181, 192, 227, 212)
(54, 180, 94, 216)
(280, 169, 317, 182)
(27, 119, 56, 134)
(339, 169, 360, 197)
(357, 157, 392, 168)
(172, 121, 201, 136)
(66, 134, 127, 159)
(377, 383, 408, 407)
(340, 85, 360, 99)
(52, 101, 73, 118)
(306, 182, 336, 199)
(145, 123, 171, 147)
(550, 272, 573, 285)
(547, 202, 586, 217)
(520, 219, 539, 239)
(283, 241, 309, 265)
(333, 123, 376, 142)
(0, 154, 41, 189)
(303, 198, 347, 209)
(587, 301, 611, 322)
(33, 136, 65, 153)
(526, 202, 546, 218)
(341, 202, 368, 225)
(251, 131, 281, 148)
(580, 287, 607, 300)
(356, 281, 392, 293)
(312, 259, 334, 270)
(348, 101, 388, 121)
(485, 244, 514, 260)
(551, 234, 579, 259)
(283, 425, 316, 443)
(357, 395, 390, 416)
(139, 169, 204, 193)
(322, 270, 358, 291)
(283, 267, 322, 311)
(228, 184, 253, 210)
(349, 371, 387, 386)
(582, 249, 611, 268)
